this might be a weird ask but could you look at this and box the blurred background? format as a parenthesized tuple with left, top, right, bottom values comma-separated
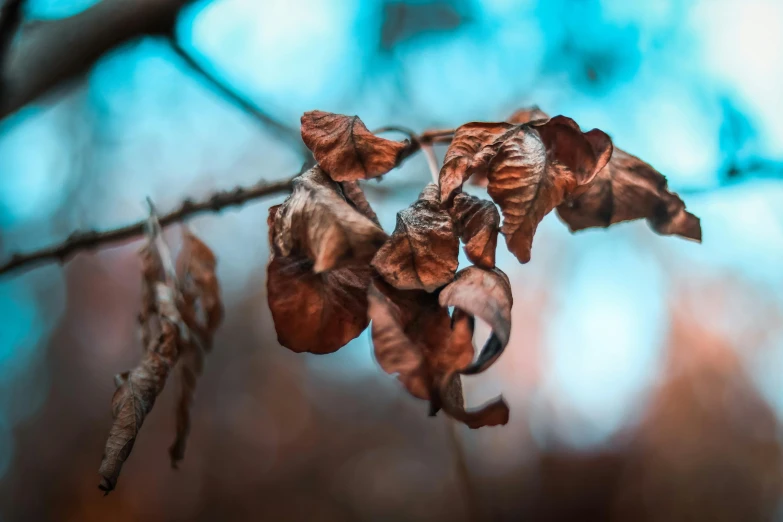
(1, 0, 783, 520)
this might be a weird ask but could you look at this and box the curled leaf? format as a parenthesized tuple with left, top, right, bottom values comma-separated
(169, 230, 224, 467)
(506, 105, 701, 241)
(267, 195, 378, 354)
(268, 255, 373, 354)
(99, 229, 186, 493)
(439, 122, 514, 203)
(273, 167, 388, 273)
(557, 148, 702, 241)
(368, 279, 508, 428)
(371, 183, 459, 292)
(476, 117, 611, 263)
(438, 266, 513, 375)
(301, 110, 411, 181)
(449, 193, 500, 269)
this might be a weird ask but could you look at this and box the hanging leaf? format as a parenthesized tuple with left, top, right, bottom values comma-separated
(371, 183, 458, 292)
(169, 230, 224, 468)
(301, 111, 412, 181)
(99, 227, 187, 494)
(267, 179, 382, 354)
(367, 278, 508, 428)
(449, 193, 500, 269)
(273, 167, 388, 273)
(439, 122, 514, 203)
(557, 148, 702, 240)
(506, 106, 701, 241)
(438, 266, 513, 374)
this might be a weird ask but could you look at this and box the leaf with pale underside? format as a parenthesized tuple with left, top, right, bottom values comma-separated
(267, 189, 381, 354)
(301, 110, 412, 182)
(273, 167, 388, 273)
(99, 231, 186, 494)
(371, 183, 458, 292)
(438, 266, 513, 375)
(507, 106, 701, 241)
(367, 278, 507, 428)
(449, 193, 500, 269)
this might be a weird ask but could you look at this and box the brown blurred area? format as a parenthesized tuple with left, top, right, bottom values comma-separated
(1, 237, 781, 522)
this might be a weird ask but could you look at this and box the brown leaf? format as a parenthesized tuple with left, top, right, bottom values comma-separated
(506, 106, 701, 240)
(273, 167, 388, 273)
(438, 266, 513, 374)
(169, 338, 204, 468)
(474, 117, 611, 262)
(98, 324, 178, 493)
(99, 230, 186, 493)
(301, 110, 411, 182)
(169, 230, 224, 467)
(268, 255, 373, 354)
(556, 148, 702, 241)
(507, 105, 550, 125)
(449, 193, 499, 269)
(439, 122, 514, 203)
(371, 183, 458, 292)
(267, 199, 377, 354)
(368, 279, 508, 428)
(340, 180, 380, 225)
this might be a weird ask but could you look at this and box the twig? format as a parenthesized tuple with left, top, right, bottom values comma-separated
(167, 38, 307, 158)
(0, 176, 294, 278)
(0, 0, 23, 91)
(422, 144, 440, 183)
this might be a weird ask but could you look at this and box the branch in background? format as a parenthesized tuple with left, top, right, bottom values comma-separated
(0, 176, 295, 278)
(0, 0, 195, 120)
(167, 38, 308, 157)
(0, 0, 24, 88)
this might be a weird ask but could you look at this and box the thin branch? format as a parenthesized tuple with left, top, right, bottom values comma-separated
(0, 176, 295, 278)
(0, 0, 197, 121)
(167, 38, 308, 157)
(0, 0, 24, 86)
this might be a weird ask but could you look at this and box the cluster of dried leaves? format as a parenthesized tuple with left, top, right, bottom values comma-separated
(99, 105, 700, 492)
(98, 213, 223, 493)
(268, 107, 701, 428)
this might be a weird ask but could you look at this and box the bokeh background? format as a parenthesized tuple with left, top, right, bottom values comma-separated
(1, 0, 783, 520)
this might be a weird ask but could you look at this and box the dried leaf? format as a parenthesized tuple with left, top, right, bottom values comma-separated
(439, 122, 514, 203)
(169, 230, 224, 467)
(506, 106, 701, 241)
(461, 117, 611, 263)
(268, 255, 373, 354)
(99, 323, 179, 493)
(368, 279, 508, 428)
(301, 111, 411, 182)
(169, 338, 204, 468)
(449, 193, 499, 269)
(371, 183, 458, 292)
(267, 198, 377, 354)
(507, 105, 550, 125)
(274, 167, 388, 273)
(99, 230, 186, 493)
(556, 148, 702, 241)
(438, 266, 513, 374)
(340, 180, 380, 225)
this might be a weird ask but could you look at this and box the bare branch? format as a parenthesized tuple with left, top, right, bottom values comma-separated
(167, 38, 307, 157)
(0, 0, 24, 86)
(0, 0, 195, 120)
(0, 176, 294, 278)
